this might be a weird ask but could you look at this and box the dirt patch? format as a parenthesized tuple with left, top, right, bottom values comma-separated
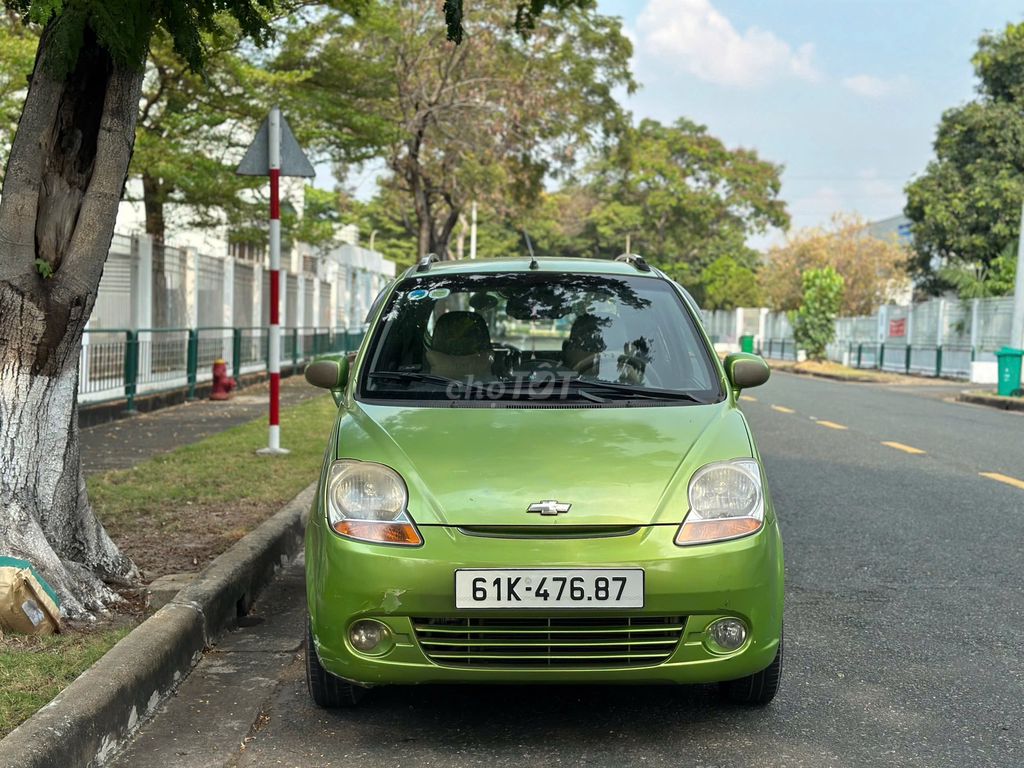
(108, 499, 278, 580)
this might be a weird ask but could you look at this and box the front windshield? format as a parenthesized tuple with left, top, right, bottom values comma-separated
(360, 271, 722, 404)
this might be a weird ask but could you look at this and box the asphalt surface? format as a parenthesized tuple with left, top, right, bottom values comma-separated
(110, 372, 1024, 767)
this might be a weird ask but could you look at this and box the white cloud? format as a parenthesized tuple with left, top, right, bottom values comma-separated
(841, 74, 909, 98)
(635, 0, 821, 88)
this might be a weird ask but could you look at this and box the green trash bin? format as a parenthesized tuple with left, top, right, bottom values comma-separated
(739, 335, 755, 354)
(995, 346, 1024, 397)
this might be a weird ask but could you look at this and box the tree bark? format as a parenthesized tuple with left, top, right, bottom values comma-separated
(0, 26, 143, 618)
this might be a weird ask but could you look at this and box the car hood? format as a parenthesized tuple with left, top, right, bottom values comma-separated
(336, 400, 754, 527)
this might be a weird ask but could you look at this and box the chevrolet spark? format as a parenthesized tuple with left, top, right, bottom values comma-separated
(303, 255, 782, 707)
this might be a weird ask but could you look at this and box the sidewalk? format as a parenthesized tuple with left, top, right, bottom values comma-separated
(81, 376, 323, 475)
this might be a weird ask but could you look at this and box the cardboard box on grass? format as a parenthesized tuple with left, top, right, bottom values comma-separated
(0, 556, 61, 635)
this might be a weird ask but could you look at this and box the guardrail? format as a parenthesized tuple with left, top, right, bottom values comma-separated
(761, 338, 979, 380)
(79, 325, 367, 409)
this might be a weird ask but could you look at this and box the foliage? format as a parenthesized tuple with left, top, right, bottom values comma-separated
(362, 114, 787, 308)
(937, 242, 1017, 300)
(791, 267, 844, 361)
(320, 0, 634, 259)
(760, 214, 910, 315)
(905, 22, 1024, 292)
(581, 118, 788, 298)
(5, 0, 275, 74)
(700, 255, 760, 310)
(0, 10, 35, 184)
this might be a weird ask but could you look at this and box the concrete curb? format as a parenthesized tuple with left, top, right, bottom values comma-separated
(0, 483, 316, 768)
(957, 390, 1024, 412)
(766, 360, 894, 384)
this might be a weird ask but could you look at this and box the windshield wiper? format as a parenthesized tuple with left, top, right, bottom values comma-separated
(369, 371, 455, 387)
(368, 371, 486, 397)
(556, 377, 704, 403)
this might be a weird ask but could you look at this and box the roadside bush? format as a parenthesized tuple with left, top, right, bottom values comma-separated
(791, 267, 845, 361)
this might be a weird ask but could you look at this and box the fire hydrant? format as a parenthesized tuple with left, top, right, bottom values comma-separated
(210, 359, 237, 400)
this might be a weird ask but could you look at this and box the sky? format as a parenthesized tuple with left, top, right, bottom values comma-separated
(597, 0, 1024, 245)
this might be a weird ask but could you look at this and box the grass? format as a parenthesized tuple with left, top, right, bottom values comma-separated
(0, 629, 129, 738)
(0, 391, 337, 741)
(89, 391, 337, 578)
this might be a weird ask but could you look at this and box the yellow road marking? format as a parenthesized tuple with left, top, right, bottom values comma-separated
(770, 404, 795, 414)
(881, 441, 926, 455)
(979, 472, 1024, 491)
(739, 395, 758, 402)
(815, 420, 848, 430)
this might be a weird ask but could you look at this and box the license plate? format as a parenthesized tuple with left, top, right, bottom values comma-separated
(454, 568, 644, 609)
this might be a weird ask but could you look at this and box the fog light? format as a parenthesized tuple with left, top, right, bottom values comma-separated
(707, 618, 747, 652)
(349, 620, 389, 652)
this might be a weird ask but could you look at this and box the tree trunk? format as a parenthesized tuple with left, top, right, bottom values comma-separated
(0, 26, 143, 618)
(142, 174, 168, 327)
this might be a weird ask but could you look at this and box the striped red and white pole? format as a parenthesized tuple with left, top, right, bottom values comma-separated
(264, 107, 287, 454)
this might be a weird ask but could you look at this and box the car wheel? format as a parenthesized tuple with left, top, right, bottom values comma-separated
(305, 617, 367, 708)
(719, 631, 783, 706)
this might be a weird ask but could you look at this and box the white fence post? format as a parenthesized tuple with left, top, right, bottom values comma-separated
(133, 234, 154, 383)
(312, 277, 321, 331)
(222, 257, 234, 364)
(253, 262, 263, 330)
(296, 273, 306, 357)
(185, 248, 199, 328)
(970, 298, 981, 353)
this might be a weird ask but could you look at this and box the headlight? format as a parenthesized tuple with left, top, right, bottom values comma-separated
(675, 459, 764, 546)
(326, 460, 422, 546)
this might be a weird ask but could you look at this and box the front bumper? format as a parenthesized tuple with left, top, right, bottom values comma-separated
(306, 519, 783, 686)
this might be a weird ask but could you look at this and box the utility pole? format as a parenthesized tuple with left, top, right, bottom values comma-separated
(1013, 200, 1024, 349)
(470, 201, 478, 260)
(625, 234, 631, 254)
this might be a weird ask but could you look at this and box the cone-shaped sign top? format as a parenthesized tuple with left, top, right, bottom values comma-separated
(236, 113, 315, 177)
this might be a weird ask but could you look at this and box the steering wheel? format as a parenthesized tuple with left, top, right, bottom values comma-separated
(572, 351, 648, 384)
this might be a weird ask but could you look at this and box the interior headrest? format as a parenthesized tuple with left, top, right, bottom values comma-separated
(429, 311, 491, 356)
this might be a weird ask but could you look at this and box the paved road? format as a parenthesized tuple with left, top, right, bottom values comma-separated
(110, 372, 1024, 767)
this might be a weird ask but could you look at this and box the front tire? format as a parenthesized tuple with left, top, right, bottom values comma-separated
(719, 632, 783, 705)
(305, 617, 367, 708)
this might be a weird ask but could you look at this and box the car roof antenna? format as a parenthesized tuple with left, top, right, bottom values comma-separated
(523, 230, 539, 270)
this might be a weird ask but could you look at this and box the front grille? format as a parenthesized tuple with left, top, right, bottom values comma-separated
(412, 615, 686, 668)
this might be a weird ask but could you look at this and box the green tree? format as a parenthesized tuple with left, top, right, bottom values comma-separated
(309, 0, 633, 260)
(937, 242, 1017, 299)
(791, 267, 845, 361)
(583, 118, 788, 296)
(701, 255, 761, 310)
(905, 22, 1024, 292)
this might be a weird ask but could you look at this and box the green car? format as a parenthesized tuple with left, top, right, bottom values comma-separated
(303, 255, 782, 707)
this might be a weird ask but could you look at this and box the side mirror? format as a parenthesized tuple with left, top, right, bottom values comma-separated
(723, 352, 770, 391)
(305, 357, 349, 404)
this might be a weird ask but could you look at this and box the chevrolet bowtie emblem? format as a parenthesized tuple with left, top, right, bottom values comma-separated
(526, 500, 571, 516)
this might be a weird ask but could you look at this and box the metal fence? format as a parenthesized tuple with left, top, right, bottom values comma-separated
(78, 325, 367, 408)
(704, 295, 1023, 381)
